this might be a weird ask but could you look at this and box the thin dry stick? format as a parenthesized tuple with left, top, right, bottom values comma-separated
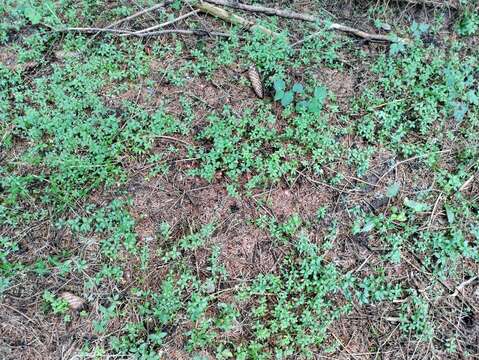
(203, 0, 408, 42)
(185, 0, 215, 36)
(329, 23, 397, 42)
(449, 276, 478, 298)
(353, 254, 374, 274)
(193, 1, 278, 37)
(104, 0, 174, 30)
(136, 29, 232, 38)
(157, 135, 192, 147)
(55, 27, 230, 38)
(459, 174, 475, 192)
(56, 27, 135, 35)
(401, 0, 459, 8)
(292, 30, 323, 47)
(1, 303, 36, 323)
(132, 9, 200, 35)
(407, 250, 479, 313)
(377, 149, 452, 184)
(296, 170, 353, 193)
(83, 1, 174, 43)
(427, 193, 443, 230)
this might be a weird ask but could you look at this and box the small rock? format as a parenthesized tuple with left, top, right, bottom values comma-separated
(381, 23, 392, 32)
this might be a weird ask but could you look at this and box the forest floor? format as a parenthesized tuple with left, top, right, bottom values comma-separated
(1, 0, 479, 359)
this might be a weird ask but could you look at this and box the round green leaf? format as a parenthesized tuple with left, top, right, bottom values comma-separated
(313, 86, 327, 102)
(296, 100, 309, 111)
(281, 91, 294, 107)
(274, 88, 285, 101)
(273, 79, 285, 91)
(292, 83, 304, 94)
(307, 99, 322, 114)
(24, 7, 42, 25)
(386, 182, 400, 198)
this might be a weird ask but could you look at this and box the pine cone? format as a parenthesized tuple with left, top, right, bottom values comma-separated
(60, 292, 85, 310)
(248, 65, 263, 98)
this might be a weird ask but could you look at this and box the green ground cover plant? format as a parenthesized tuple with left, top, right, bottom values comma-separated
(1, 1, 478, 359)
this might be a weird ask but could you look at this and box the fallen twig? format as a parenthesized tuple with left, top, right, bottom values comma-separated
(329, 23, 397, 42)
(459, 174, 475, 192)
(377, 149, 452, 184)
(1, 303, 36, 323)
(56, 27, 135, 35)
(132, 9, 200, 35)
(449, 276, 478, 298)
(401, 0, 459, 8)
(204, 0, 317, 21)
(407, 250, 479, 313)
(104, 0, 174, 30)
(203, 0, 408, 43)
(136, 29, 232, 38)
(427, 193, 443, 230)
(157, 135, 192, 147)
(296, 170, 354, 193)
(54, 27, 231, 38)
(385, 316, 401, 323)
(193, 1, 278, 37)
(292, 30, 323, 47)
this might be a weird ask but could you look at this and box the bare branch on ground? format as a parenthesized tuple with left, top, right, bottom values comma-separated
(203, 0, 410, 43)
(104, 0, 175, 30)
(193, 1, 278, 37)
(132, 9, 200, 35)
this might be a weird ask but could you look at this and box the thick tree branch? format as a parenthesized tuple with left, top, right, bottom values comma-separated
(203, 0, 409, 43)
(204, 0, 317, 21)
(193, 1, 278, 37)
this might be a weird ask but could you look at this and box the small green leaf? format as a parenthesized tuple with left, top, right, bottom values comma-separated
(313, 86, 327, 102)
(456, 12, 478, 36)
(419, 23, 430, 33)
(292, 83, 304, 94)
(386, 182, 400, 198)
(24, 7, 42, 25)
(307, 99, 322, 114)
(445, 204, 455, 224)
(404, 198, 430, 212)
(467, 90, 479, 105)
(411, 21, 430, 37)
(274, 88, 285, 101)
(273, 78, 285, 91)
(296, 100, 309, 111)
(361, 221, 375, 233)
(281, 91, 294, 107)
(390, 42, 405, 55)
(391, 212, 407, 222)
(453, 102, 468, 122)
(171, 0, 182, 10)
(472, 226, 479, 240)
